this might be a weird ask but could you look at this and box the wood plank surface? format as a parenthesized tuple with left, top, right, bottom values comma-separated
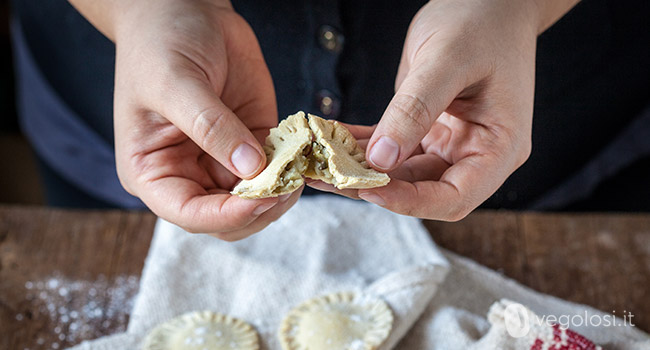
(1, 205, 648, 349)
(519, 213, 650, 329)
(0, 206, 156, 350)
(425, 212, 650, 335)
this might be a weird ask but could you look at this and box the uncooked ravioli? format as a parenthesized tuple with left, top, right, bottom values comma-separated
(141, 311, 259, 350)
(305, 114, 390, 190)
(231, 112, 312, 199)
(232, 112, 389, 199)
(279, 291, 393, 350)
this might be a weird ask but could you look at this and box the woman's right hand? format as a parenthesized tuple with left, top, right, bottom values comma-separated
(70, 0, 301, 241)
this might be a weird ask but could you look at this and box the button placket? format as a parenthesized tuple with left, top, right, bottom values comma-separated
(315, 89, 340, 118)
(310, 0, 344, 121)
(318, 25, 344, 53)
(313, 24, 343, 118)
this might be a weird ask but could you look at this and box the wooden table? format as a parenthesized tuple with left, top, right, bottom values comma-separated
(1, 205, 648, 349)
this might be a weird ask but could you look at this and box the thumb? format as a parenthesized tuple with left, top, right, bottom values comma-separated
(158, 76, 267, 179)
(367, 64, 463, 171)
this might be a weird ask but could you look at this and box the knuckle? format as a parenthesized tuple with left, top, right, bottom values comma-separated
(115, 161, 135, 196)
(515, 140, 532, 168)
(191, 107, 229, 152)
(388, 94, 432, 136)
(117, 175, 136, 196)
(211, 232, 242, 242)
(490, 124, 532, 170)
(403, 205, 418, 218)
(442, 186, 473, 222)
(445, 203, 472, 222)
(181, 224, 203, 234)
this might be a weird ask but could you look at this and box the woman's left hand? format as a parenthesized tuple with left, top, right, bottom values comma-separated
(309, 0, 577, 221)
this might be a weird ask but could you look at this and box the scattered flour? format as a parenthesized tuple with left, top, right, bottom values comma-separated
(15, 273, 139, 349)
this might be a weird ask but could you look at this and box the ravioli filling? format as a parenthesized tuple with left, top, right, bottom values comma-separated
(232, 112, 389, 198)
(275, 151, 309, 194)
(306, 141, 335, 181)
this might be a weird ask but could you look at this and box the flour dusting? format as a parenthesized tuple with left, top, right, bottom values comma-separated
(15, 273, 139, 348)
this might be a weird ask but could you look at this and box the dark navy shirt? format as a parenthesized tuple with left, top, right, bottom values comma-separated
(11, 0, 650, 210)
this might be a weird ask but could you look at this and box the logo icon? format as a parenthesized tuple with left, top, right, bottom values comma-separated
(503, 303, 530, 338)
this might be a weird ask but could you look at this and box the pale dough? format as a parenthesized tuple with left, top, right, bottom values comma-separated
(279, 292, 393, 350)
(305, 114, 390, 189)
(232, 112, 390, 199)
(141, 311, 259, 350)
(231, 112, 312, 199)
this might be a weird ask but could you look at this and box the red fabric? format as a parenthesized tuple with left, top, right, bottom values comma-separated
(530, 324, 600, 350)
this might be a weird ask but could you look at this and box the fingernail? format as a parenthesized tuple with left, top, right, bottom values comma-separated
(278, 193, 291, 203)
(358, 192, 386, 206)
(369, 136, 399, 170)
(232, 143, 263, 177)
(253, 202, 276, 216)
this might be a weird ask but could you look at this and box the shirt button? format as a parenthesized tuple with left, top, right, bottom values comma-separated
(316, 90, 340, 118)
(318, 25, 344, 53)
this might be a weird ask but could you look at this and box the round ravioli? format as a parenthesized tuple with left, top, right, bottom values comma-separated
(142, 311, 259, 350)
(279, 292, 393, 350)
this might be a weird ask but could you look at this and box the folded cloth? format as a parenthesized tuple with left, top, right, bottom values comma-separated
(70, 196, 649, 350)
(70, 196, 450, 350)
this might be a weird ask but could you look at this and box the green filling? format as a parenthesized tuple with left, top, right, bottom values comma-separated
(273, 149, 309, 194)
(310, 142, 334, 180)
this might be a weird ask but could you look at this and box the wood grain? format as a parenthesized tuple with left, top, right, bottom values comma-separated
(519, 213, 650, 332)
(0, 205, 155, 350)
(1, 205, 648, 349)
(426, 211, 650, 334)
(424, 211, 526, 281)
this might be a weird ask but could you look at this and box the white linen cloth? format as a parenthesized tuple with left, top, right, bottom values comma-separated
(69, 196, 649, 350)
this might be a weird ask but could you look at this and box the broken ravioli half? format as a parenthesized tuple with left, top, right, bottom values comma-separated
(231, 112, 312, 199)
(232, 112, 390, 199)
(305, 114, 390, 189)
(279, 291, 394, 350)
(141, 311, 259, 350)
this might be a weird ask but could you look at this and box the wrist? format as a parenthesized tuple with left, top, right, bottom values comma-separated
(67, 0, 127, 41)
(533, 0, 581, 34)
(68, 0, 234, 42)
